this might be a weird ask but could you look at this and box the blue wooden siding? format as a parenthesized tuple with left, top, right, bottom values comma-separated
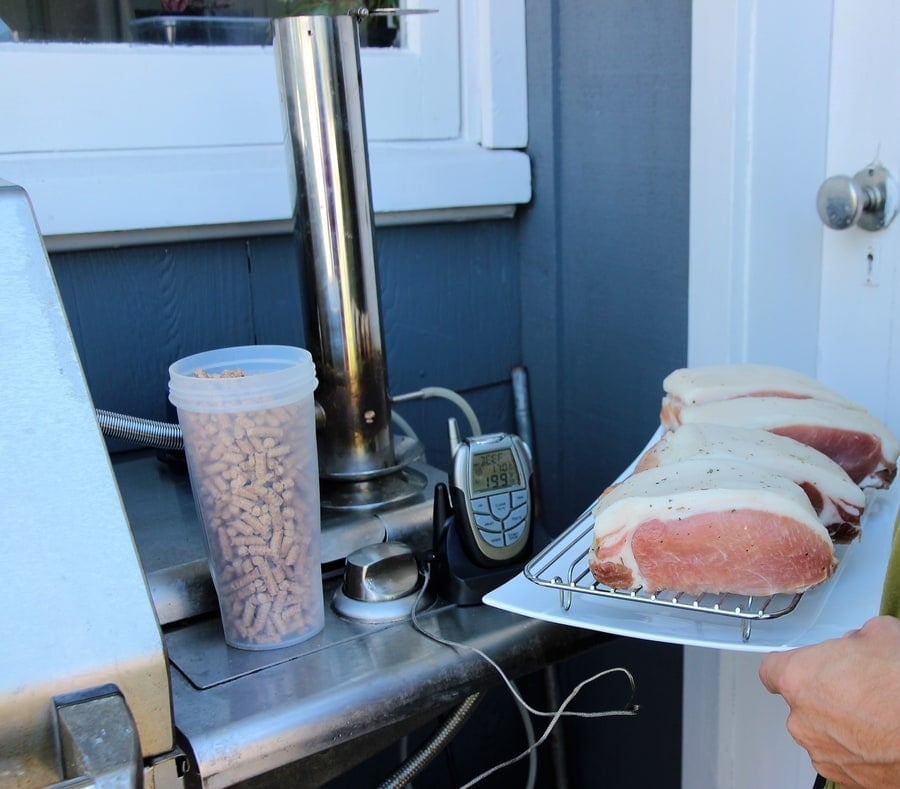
(47, 1, 690, 785)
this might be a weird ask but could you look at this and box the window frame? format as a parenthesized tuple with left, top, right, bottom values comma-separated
(0, 0, 529, 250)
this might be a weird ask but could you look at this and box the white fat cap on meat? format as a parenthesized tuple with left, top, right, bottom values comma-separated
(674, 397, 900, 465)
(663, 364, 863, 409)
(592, 457, 830, 542)
(639, 422, 866, 510)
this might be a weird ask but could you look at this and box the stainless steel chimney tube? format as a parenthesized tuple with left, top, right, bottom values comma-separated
(274, 14, 395, 481)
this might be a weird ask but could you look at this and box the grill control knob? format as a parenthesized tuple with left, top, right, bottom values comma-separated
(342, 541, 421, 603)
(333, 541, 430, 623)
(816, 163, 898, 231)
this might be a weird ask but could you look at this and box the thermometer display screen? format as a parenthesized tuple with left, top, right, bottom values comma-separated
(471, 448, 521, 493)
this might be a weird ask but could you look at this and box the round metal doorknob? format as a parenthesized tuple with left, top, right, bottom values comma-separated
(816, 163, 898, 231)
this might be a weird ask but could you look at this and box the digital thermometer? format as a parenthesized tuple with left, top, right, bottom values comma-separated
(447, 418, 534, 567)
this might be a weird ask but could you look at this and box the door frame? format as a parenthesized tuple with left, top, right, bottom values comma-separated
(686, 2, 834, 786)
(689, 0, 832, 374)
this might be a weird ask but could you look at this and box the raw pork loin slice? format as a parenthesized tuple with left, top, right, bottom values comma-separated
(635, 423, 866, 543)
(661, 364, 863, 424)
(589, 459, 836, 597)
(666, 396, 899, 489)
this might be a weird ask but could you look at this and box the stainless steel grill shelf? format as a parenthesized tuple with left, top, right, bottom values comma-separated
(524, 508, 806, 642)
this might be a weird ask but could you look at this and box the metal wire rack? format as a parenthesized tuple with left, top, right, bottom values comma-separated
(524, 508, 807, 642)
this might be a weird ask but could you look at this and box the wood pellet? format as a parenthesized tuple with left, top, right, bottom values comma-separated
(179, 393, 322, 648)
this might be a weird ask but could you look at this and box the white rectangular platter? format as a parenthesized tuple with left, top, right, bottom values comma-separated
(484, 433, 900, 653)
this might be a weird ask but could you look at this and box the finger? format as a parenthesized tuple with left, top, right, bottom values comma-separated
(811, 762, 855, 788)
(758, 651, 785, 693)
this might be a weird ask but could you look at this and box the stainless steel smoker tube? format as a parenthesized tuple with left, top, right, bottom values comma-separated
(274, 14, 395, 481)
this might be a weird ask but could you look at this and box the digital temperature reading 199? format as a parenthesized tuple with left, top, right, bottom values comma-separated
(470, 449, 521, 494)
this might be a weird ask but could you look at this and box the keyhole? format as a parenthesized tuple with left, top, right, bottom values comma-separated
(865, 249, 877, 287)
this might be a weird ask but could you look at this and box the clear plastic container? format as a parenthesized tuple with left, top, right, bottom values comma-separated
(168, 345, 323, 650)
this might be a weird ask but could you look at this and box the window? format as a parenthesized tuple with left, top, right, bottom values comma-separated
(0, 2, 404, 46)
(0, 0, 529, 250)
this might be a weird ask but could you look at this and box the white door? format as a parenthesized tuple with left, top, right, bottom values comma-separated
(817, 2, 900, 427)
(686, 2, 900, 787)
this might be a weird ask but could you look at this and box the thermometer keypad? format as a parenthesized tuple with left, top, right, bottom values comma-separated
(471, 489, 530, 548)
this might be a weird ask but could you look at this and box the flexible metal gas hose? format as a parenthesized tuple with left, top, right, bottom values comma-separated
(376, 692, 483, 789)
(96, 409, 184, 450)
(97, 406, 409, 451)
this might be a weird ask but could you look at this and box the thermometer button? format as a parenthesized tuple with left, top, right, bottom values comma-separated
(471, 497, 492, 516)
(508, 501, 528, 524)
(479, 529, 506, 548)
(474, 512, 501, 531)
(504, 522, 527, 546)
(488, 493, 512, 519)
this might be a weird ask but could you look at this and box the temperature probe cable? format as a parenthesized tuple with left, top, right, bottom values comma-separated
(404, 560, 640, 789)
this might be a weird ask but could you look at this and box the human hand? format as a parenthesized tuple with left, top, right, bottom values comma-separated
(759, 616, 900, 788)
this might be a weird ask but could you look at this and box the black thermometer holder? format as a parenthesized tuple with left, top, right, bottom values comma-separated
(431, 482, 530, 606)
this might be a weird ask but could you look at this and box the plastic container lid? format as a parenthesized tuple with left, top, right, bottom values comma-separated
(168, 345, 318, 413)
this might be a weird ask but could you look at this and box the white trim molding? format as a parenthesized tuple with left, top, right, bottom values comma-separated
(688, 0, 831, 374)
(0, 0, 529, 250)
(686, 3, 834, 789)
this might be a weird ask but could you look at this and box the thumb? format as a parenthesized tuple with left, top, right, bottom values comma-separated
(758, 651, 785, 694)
